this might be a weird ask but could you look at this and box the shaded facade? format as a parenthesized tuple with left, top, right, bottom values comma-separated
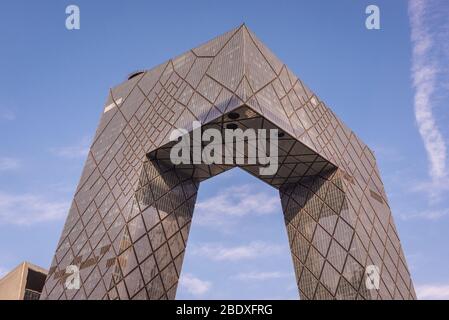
(41, 25, 415, 300)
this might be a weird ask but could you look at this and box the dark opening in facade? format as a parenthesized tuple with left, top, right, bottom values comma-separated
(226, 123, 239, 130)
(128, 71, 145, 80)
(228, 112, 240, 120)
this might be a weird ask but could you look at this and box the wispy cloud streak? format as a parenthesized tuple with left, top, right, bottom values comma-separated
(231, 271, 293, 281)
(0, 157, 20, 172)
(399, 207, 449, 221)
(179, 273, 212, 296)
(51, 138, 90, 159)
(409, 0, 449, 182)
(194, 185, 279, 227)
(416, 283, 449, 300)
(0, 191, 69, 225)
(191, 241, 285, 262)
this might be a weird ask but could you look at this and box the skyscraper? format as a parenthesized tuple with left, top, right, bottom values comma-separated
(41, 25, 416, 300)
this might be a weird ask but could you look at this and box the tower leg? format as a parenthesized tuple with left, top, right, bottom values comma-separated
(280, 171, 369, 300)
(108, 159, 199, 300)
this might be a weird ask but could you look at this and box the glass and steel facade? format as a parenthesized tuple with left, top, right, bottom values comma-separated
(41, 25, 416, 300)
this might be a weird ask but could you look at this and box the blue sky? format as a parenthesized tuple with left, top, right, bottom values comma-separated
(0, 0, 448, 299)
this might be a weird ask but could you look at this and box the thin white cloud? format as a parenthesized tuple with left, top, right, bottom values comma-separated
(409, 177, 449, 202)
(195, 184, 279, 227)
(179, 273, 212, 296)
(191, 241, 285, 262)
(416, 283, 449, 300)
(0, 157, 20, 172)
(400, 207, 449, 221)
(409, 0, 449, 183)
(0, 266, 7, 279)
(51, 138, 90, 159)
(371, 145, 404, 163)
(0, 109, 15, 121)
(231, 271, 293, 281)
(0, 191, 69, 225)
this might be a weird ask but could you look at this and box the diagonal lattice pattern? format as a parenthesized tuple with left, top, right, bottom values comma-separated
(41, 25, 415, 300)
